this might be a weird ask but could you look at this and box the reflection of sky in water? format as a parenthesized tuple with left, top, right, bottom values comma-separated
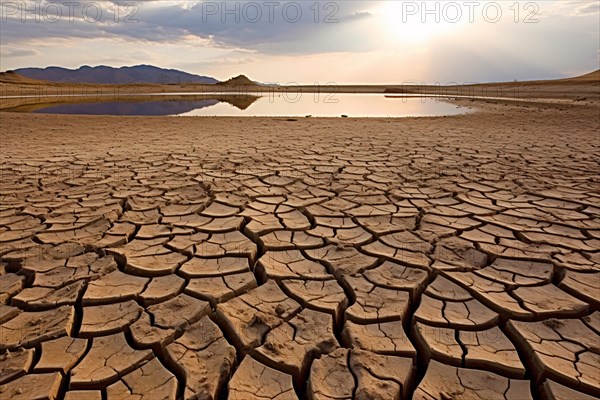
(32, 99, 220, 116)
(30, 94, 468, 117)
(181, 94, 467, 117)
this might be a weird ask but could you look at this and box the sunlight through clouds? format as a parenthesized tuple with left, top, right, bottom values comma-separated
(0, 0, 598, 82)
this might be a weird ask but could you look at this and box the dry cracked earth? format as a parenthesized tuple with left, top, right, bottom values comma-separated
(0, 103, 599, 400)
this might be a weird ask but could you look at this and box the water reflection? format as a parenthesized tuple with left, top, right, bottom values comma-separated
(0, 93, 468, 117)
(1, 95, 259, 116)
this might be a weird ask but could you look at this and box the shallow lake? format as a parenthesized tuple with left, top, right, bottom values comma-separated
(3, 93, 469, 117)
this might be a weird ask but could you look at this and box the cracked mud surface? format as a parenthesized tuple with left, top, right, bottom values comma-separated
(0, 101, 599, 399)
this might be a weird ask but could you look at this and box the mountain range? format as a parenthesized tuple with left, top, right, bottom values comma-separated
(12, 65, 218, 85)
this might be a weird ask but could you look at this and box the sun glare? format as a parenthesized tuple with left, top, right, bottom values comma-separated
(380, 2, 461, 43)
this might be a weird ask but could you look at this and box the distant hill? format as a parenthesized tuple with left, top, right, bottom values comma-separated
(0, 70, 50, 84)
(217, 75, 258, 86)
(12, 65, 218, 85)
(558, 69, 600, 83)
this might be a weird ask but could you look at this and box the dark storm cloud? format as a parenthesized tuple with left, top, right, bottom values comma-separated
(0, 0, 378, 54)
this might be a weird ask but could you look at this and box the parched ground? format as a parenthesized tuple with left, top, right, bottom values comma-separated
(0, 100, 599, 399)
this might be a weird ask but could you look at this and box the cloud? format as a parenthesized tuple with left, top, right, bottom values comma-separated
(0, 47, 40, 57)
(1, 0, 380, 55)
(544, 0, 600, 17)
(1, 0, 597, 83)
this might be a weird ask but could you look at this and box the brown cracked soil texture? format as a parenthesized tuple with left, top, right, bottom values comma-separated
(0, 98, 599, 399)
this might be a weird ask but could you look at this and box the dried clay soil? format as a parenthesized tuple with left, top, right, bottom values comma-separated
(0, 98, 599, 399)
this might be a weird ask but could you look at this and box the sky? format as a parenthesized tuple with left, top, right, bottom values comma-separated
(0, 0, 598, 84)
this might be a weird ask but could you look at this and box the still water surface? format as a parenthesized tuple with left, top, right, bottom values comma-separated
(10, 93, 469, 117)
